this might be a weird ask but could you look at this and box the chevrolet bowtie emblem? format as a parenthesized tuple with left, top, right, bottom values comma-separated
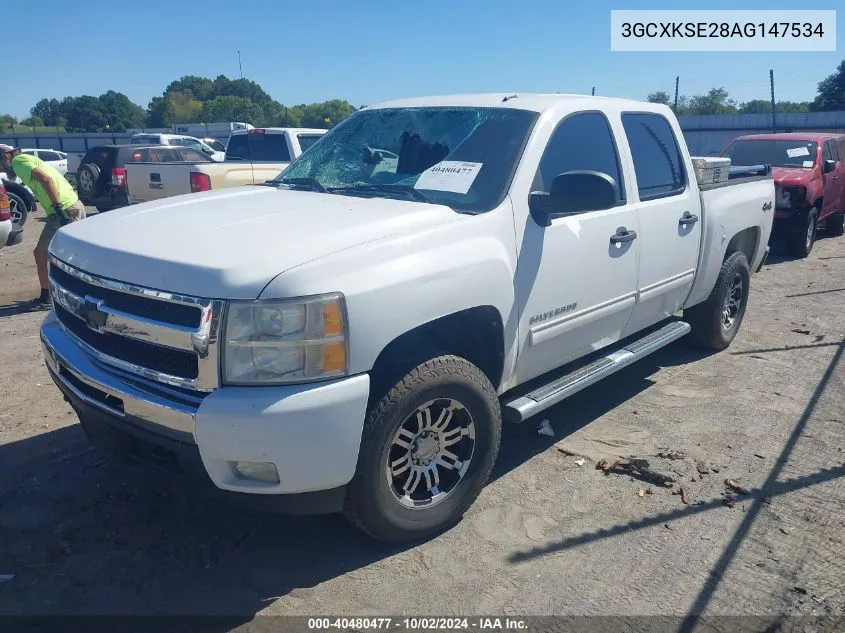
(82, 296, 108, 332)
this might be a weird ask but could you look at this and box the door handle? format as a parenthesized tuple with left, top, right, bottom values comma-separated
(679, 211, 699, 226)
(610, 227, 637, 244)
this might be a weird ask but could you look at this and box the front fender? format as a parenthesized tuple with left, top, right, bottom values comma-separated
(260, 207, 517, 377)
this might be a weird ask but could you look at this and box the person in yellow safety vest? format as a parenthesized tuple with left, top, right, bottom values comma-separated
(0, 144, 87, 307)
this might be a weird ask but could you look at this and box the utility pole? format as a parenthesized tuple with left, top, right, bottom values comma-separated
(238, 50, 243, 79)
(769, 69, 777, 133)
(674, 76, 680, 112)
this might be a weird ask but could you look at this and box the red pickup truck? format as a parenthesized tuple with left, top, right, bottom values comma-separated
(722, 133, 845, 257)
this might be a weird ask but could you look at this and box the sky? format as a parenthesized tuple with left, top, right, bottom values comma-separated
(3, 0, 843, 119)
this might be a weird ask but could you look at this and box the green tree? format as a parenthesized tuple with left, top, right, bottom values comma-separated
(740, 99, 811, 114)
(31, 98, 62, 126)
(300, 100, 357, 128)
(0, 114, 18, 132)
(165, 75, 215, 102)
(21, 116, 44, 127)
(167, 90, 204, 123)
(273, 104, 304, 127)
(738, 99, 771, 114)
(62, 95, 107, 132)
(811, 59, 845, 111)
(777, 101, 811, 113)
(202, 95, 264, 123)
(685, 88, 737, 115)
(647, 91, 671, 105)
(98, 91, 146, 130)
(146, 96, 175, 128)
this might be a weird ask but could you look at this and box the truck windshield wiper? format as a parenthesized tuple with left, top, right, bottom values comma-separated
(327, 182, 434, 204)
(278, 177, 327, 193)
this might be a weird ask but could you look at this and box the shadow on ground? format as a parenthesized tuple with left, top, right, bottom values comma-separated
(764, 231, 839, 267)
(0, 300, 49, 319)
(0, 340, 719, 622)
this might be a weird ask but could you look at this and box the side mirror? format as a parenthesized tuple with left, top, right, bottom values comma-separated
(529, 170, 619, 225)
(823, 159, 836, 174)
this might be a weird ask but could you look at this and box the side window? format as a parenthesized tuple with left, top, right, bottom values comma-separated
(297, 134, 323, 152)
(621, 113, 687, 200)
(823, 140, 835, 162)
(838, 140, 845, 163)
(225, 134, 248, 160)
(42, 151, 61, 161)
(534, 112, 626, 204)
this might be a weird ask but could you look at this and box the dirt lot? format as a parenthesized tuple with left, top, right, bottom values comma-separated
(1, 209, 843, 626)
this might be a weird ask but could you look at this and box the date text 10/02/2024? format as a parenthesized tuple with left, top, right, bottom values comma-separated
(307, 618, 528, 630)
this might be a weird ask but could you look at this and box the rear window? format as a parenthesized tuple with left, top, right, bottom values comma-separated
(132, 136, 159, 145)
(297, 134, 323, 152)
(226, 132, 292, 162)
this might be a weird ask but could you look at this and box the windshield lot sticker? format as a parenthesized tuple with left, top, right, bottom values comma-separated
(786, 146, 811, 158)
(803, 160, 814, 167)
(415, 161, 483, 194)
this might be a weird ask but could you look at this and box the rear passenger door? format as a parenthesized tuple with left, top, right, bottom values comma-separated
(822, 139, 843, 217)
(620, 112, 702, 335)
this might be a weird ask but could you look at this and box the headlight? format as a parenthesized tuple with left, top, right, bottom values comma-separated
(223, 293, 347, 385)
(776, 186, 806, 210)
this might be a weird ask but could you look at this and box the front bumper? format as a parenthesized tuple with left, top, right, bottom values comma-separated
(772, 207, 810, 233)
(41, 312, 371, 513)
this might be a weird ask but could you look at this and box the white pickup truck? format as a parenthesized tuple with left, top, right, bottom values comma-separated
(124, 127, 327, 204)
(41, 94, 774, 543)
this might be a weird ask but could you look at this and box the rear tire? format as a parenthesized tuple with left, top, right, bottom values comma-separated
(77, 164, 100, 198)
(826, 212, 844, 237)
(686, 251, 750, 351)
(785, 207, 817, 258)
(344, 355, 501, 544)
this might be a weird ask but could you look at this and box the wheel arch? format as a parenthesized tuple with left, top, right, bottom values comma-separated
(366, 306, 506, 409)
(724, 226, 760, 265)
(4, 181, 36, 210)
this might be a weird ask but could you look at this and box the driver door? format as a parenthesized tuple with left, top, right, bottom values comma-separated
(512, 111, 640, 385)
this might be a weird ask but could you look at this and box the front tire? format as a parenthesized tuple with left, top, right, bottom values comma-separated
(345, 355, 501, 544)
(686, 251, 750, 351)
(785, 207, 818, 258)
(826, 212, 844, 237)
(7, 191, 28, 226)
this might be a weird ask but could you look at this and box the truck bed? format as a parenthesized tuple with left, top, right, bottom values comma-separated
(125, 160, 290, 204)
(685, 168, 775, 307)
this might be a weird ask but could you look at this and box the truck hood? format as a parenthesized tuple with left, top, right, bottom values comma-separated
(771, 167, 815, 186)
(49, 186, 461, 298)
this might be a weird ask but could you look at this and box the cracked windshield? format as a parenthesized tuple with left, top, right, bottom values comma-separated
(276, 106, 537, 212)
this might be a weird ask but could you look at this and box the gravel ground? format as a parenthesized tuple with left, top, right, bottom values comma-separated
(0, 209, 843, 626)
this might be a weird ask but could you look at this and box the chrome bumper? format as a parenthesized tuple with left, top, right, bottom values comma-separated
(41, 312, 202, 443)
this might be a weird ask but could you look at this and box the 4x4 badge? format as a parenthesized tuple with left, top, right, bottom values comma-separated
(762, 201, 772, 212)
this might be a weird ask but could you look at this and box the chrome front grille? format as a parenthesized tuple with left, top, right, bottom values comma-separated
(48, 256, 224, 391)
